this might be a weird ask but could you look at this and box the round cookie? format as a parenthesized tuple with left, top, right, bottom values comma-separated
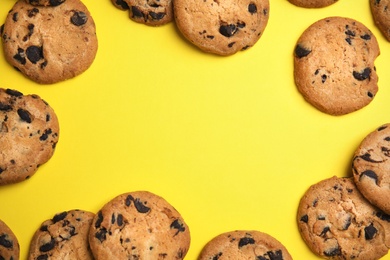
(370, 0, 390, 41)
(1, 0, 98, 84)
(111, 0, 173, 26)
(174, 0, 270, 56)
(0, 88, 59, 185)
(0, 219, 19, 260)
(198, 230, 292, 260)
(352, 123, 390, 215)
(24, 0, 66, 6)
(293, 17, 380, 116)
(28, 209, 95, 260)
(288, 0, 338, 8)
(297, 176, 390, 259)
(89, 191, 191, 259)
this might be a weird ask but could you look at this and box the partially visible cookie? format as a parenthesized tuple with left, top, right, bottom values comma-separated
(297, 176, 390, 259)
(174, 0, 270, 56)
(89, 191, 191, 259)
(198, 230, 292, 260)
(0, 219, 19, 260)
(0, 88, 59, 185)
(288, 0, 338, 8)
(24, 0, 66, 6)
(352, 123, 390, 215)
(111, 0, 173, 26)
(370, 0, 390, 41)
(293, 17, 380, 115)
(28, 210, 95, 260)
(1, 0, 98, 84)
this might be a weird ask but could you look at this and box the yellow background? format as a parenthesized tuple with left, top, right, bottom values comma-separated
(1, 0, 390, 259)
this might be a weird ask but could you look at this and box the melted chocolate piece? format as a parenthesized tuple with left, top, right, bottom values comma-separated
(360, 170, 378, 185)
(52, 211, 67, 223)
(17, 109, 32, 123)
(300, 214, 308, 223)
(353, 68, 371, 81)
(248, 3, 257, 14)
(116, 0, 129, 9)
(39, 237, 55, 252)
(170, 219, 185, 236)
(364, 223, 377, 240)
(131, 6, 144, 18)
(26, 45, 43, 64)
(295, 44, 311, 58)
(39, 129, 52, 141)
(257, 250, 283, 260)
(71, 11, 88, 26)
(149, 11, 165, 20)
(49, 0, 65, 6)
(0, 234, 13, 248)
(13, 48, 26, 65)
(219, 24, 238, 37)
(238, 236, 255, 248)
(324, 246, 341, 257)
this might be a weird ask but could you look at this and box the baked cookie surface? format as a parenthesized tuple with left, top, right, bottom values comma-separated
(0, 88, 59, 185)
(111, 0, 173, 26)
(370, 0, 390, 41)
(89, 191, 191, 259)
(293, 17, 379, 115)
(297, 176, 390, 259)
(352, 123, 390, 215)
(198, 230, 292, 260)
(288, 0, 338, 8)
(24, 0, 66, 6)
(1, 0, 98, 84)
(28, 210, 95, 260)
(0, 219, 19, 260)
(174, 0, 270, 56)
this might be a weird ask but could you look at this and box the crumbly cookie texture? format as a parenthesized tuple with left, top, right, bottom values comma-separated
(1, 0, 98, 84)
(174, 0, 269, 56)
(89, 191, 191, 259)
(0, 88, 59, 185)
(370, 0, 390, 41)
(288, 0, 338, 8)
(293, 16, 380, 116)
(0, 219, 20, 260)
(28, 210, 95, 260)
(199, 230, 292, 260)
(297, 176, 390, 259)
(352, 123, 390, 215)
(111, 0, 173, 26)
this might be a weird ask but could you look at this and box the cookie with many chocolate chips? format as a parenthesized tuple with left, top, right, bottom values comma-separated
(370, 0, 390, 41)
(1, 0, 98, 84)
(0, 219, 19, 260)
(199, 230, 292, 260)
(297, 176, 390, 259)
(24, 0, 66, 6)
(352, 123, 390, 215)
(111, 0, 173, 26)
(89, 191, 191, 259)
(288, 0, 338, 8)
(0, 88, 59, 185)
(293, 17, 380, 115)
(28, 210, 95, 260)
(173, 0, 270, 56)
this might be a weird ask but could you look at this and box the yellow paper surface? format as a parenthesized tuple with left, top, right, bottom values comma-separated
(1, 0, 390, 259)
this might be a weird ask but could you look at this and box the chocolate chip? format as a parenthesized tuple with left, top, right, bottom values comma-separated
(149, 11, 165, 20)
(257, 250, 283, 260)
(125, 195, 134, 206)
(365, 223, 377, 240)
(360, 170, 378, 185)
(0, 168, 4, 174)
(300, 214, 308, 223)
(46, 114, 50, 122)
(36, 254, 48, 260)
(116, 0, 129, 9)
(170, 219, 185, 236)
(12, 12, 18, 22)
(49, 0, 65, 6)
(70, 11, 88, 26)
(228, 42, 236, 48)
(26, 45, 43, 64)
(385, 136, 390, 141)
(238, 236, 255, 248)
(13, 48, 26, 65)
(212, 252, 222, 260)
(134, 198, 150, 213)
(368, 91, 374, 98)
(376, 211, 390, 222)
(0, 234, 13, 248)
(294, 44, 311, 58)
(360, 153, 382, 163)
(111, 213, 115, 224)
(95, 211, 103, 228)
(95, 228, 107, 242)
(131, 6, 144, 18)
(117, 214, 124, 226)
(17, 109, 32, 123)
(0, 103, 12, 111)
(28, 8, 39, 18)
(321, 74, 327, 83)
(39, 237, 55, 252)
(219, 24, 238, 37)
(361, 34, 371, 40)
(320, 226, 330, 238)
(40, 129, 52, 141)
(353, 68, 371, 81)
(248, 3, 257, 14)
(324, 246, 341, 257)
(52, 211, 67, 223)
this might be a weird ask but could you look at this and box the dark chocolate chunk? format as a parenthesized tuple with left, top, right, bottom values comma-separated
(364, 223, 377, 240)
(324, 246, 341, 257)
(170, 219, 185, 236)
(149, 11, 165, 20)
(70, 11, 88, 26)
(39, 129, 52, 141)
(12, 12, 18, 22)
(52, 211, 67, 223)
(39, 237, 55, 252)
(13, 48, 26, 65)
(360, 170, 378, 185)
(17, 109, 32, 123)
(376, 211, 390, 222)
(117, 214, 123, 226)
(248, 3, 257, 14)
(219, 24, 238, 37)
(131, 6, 144, 18)
(353, 68, 371, 81)
(26, 45, 43, 64)
(49, 0, 65, 6)
(294, 44, 311, 58)
(95, 211, 103, 228)
(360, 153, 383, 163)
(116, 0, 129, 9)
(0, 103, 12, 111)
(238, 236, 255, 248)
(0, 234, 13, 248)
(125, 195, 134, 206)
(133, 198, 150, 213)
(36, 255, 48, 260)
(300, 214, 308, 223)
(95, 228, 107, 242)
(212, 252, 222, 260)
(320, 226, 330, 238)
(28, 8, 39, 18)
(361, 34, 371, 40)
(257, 250, 283, 260)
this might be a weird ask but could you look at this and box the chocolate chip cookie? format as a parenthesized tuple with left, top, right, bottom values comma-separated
(89, 191, 191, 259)
(293, 17, 380, 115)
(1, 0, 98, 84)
(0, 219, 19, 260)
(288, 0, 338, 8)
(297, 176, 390, 259)
(28, 210, 95, 260)
(199, 230, 292, 260)
(111, 0, 173, 26)
(352, 123, 390, 215)
(0, 88, 59, 185)
(174, 0, 270, 56)
(370, 0, 390, 41)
